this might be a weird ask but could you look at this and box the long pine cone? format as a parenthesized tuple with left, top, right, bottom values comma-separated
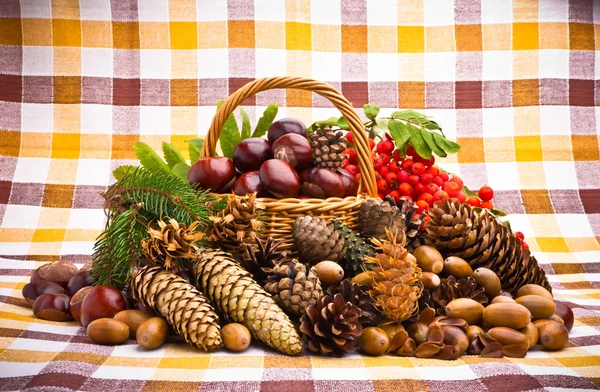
(130, 266, 222, 351)
(193, 248, 303, 356)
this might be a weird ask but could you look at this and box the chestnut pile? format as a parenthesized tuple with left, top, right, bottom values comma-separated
(23, 261, 253, 352)
(189, 118, 358, 199)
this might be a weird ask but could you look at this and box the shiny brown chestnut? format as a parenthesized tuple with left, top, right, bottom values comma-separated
(337, 168, 359, 197)
(80, 285, 127, 328)
(307, 168, 345, 198)
(66, 270, 94, 297)
(267, 118, 307, 143)
(32, 261, 78, 288)
(33, 293, 72, 322)
(231, 171, 271, 197)
(272, 134, 312, 170)
(22, 280, 65, 305)
(554, 301, 574, 331)
(259, 159, 300, 198)
(232, 138, 272, 173)
(70, 286, 92, 323)
(188, 157, 236, 193)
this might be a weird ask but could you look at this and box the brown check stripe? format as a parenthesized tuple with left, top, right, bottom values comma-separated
(0, 0, 599, 390)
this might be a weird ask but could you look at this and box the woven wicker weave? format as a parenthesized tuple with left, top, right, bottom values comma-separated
(201, 76, 377, 249)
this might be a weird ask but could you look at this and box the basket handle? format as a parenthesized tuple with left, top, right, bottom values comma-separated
(201, 76, 377, 198)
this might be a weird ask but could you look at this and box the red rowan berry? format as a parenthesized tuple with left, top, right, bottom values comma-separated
(408, 175, 420, 186)
(420, 172, 433, 184)
(521, 241, 529, 250)
(433, 190, 450, 203)
(478, 185, 494, 202)
(378, 166, 389, 178)
(480, 201, 493, 210)
(456, 192, 466, 203)
(388, 160, 400, 174)
(379, 153, 391, 165)
(439, 172, 449, 182)
(415, 182, 427, 195)
(346, 133, 354, 144)
(442, 181, 461, 196)
(373, 156, 384, 170)
(401, 159, 414, 171)
(427, 166, 440, 177)
(419, 192, 434, 205)
(388, 190, 400, 202)
(412, 162, 426, 175)
(416, 200, 429, 213)
(432, 176, 444, 187)
(466, 197, 481, 207)
(406, 144, 416, 157)
(426, 183, 439, 194)
(368, 139, 375, 150)
(343, 148, 357, 165)
(515, 231, 525, 241)
(377, 139, 394, 155)
(345, 165, 359, 176)
(398, 182, 413, 196)
(385, 173, 398, 189)
(397, 170, 409, 182)
(449, 176, 463, 189)
(377, 178, 388, 193)
(392, 149, 404, 162)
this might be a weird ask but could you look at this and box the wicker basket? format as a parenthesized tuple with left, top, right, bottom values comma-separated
(200, 76, 377, 249)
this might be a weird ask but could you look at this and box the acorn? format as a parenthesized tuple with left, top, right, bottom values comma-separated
(502, 342, 529, 358)
(533, 319, 554, 332)
(466, 325, 485, 343)
(221, 323, 251, 352)
(420, 272, 441, 291)
(515, 295, 556, 320)
(516, 284, 553, 300)
(415, 342, 443, 358)
(136, 317, 168, 350)
(549, 314, 565, 325)
(426, 324, 445, 345)
(412, 246, 443, 274)
(114, 310, 153, 338)
(483, 303, 531, 330)
(359, 327, 390, 356)
(519, 323, 539, 348)
(314, 261, 344, 286)
(378, 322, 405, 339)
(487, 327, 528, 346)
(351, 271, 372, 286)
(436, 344, 461, 360)
(443, 257, 473, 279)
(473, 267, 501, 299)
(406, 322, 429, 345)
(442, 325, 469, 354)
(539, 321, 569, 351)
(445, 298, 484, 326)
(419, 307, 437, 325)
(491, 295, 515, 304)
(87, 318, 130, 345)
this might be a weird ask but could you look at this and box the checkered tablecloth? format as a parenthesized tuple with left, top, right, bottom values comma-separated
(0, 0, 599, 390)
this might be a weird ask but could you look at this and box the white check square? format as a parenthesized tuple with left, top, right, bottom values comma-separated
(140, 106, 170, 135)
(311, 1, 342, 25)
(556, 214, 595, 238)
(79, 0, 112, 21)
(138, 0, 169, 21)
(367, 0, 398, 26)
(483, 107, 514, 137)
(68, 208, 107, 230)
(539, 50, 568, 79)
(540, 106, 569, 135)
(481, 0, 512, 24)
(198, 49, 229, 78)
(82, 48, 113, 77)
(75, 159, 111, 186)
(483, 51, 512, 81)
(423, 0, 455, 26)
(22, 46, 53, 76)
(538, 0, 568, 22)
(81, 104, 112, 134)
(140, 50, 171, 79)
(368, 53, 398, 82)
(543, 162, 579, 189)
(13, 158, 51, 183)
(486, 162, 520, 190)
(424, 52, 455, 82)
(197, 0, 227, 21)
(20, 0, 51, 18)
(2, 205, 41, 229)
(255, 0, 285, 21)
(256, 49, 286, 78)
(21, 103, 52, 133)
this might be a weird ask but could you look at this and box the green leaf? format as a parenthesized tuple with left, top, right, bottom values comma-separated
(432, 133, 461, 154)
(424, 122, 441, 130)
(369, 119, 389, 139)
(133, 142, 170, 173)
(337, 117, 349, 130)
(363, 104, 380, 120)
(407, 125, 432, 159)
(162, 142, 187, 168)
(219, 111, 241, 159)
(240, 107, 251, 139)
(252, 104, 278, 138)
(420, 128, 447, 157)
(491, 208, 508, 217)
(113, 165, 137, 181)
(171, 162, 190, 182)
(185, 138, 204, 164)
(392, 110, 427, 120)
(462, 185, 478, 198)
(388, 120, 411, 150)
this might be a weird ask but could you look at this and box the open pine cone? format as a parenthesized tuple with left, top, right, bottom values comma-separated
(326, 279, 381, 327)
(143, 219, 203, 269)
(299, 293, 363, 356)
(208, 193, 263, 253)
(419, 275, 488, 316)
(292, 216, 344, 265)
(238, 237, 288, 282)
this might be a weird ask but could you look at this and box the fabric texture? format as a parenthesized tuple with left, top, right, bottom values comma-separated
(0, 0, 599, 390)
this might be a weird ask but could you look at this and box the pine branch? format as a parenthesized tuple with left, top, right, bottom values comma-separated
(92, 208, 148, 289)
(103, 168, 215, 227)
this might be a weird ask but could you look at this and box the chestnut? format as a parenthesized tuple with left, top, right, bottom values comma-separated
(302, 168, 344, 198)
(337, 168, 359, 197)
(554, 301, 574, 331)
(259, 159, 300, 199)
(32, 261, 78, 288)
(188, 157, 236, 193)
(22, 280, 65, 305)
(80, 285, 127, 328)
(232, 171, 270, 197)
(70, 286, 92, 323)
(267, 118, 307, 143)
(233, 138, 272, 173)
(33, 293, 72, 322)
(66, 270, 94, 297)
(299, 167, 319, 184)
(272, 134, 312, 170)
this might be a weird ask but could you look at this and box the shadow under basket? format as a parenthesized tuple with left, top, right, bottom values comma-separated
(201, 76, 378, 250)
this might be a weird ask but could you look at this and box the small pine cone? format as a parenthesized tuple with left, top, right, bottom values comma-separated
(264, 259, 323, 318)
(143, 219, 203, 270)
(326, 279, 381, 327)
(299, 293, 363, 356)
(130, 266, 221, 351)
(292, 216, 345, 265)
(308, 127, 348, 171)
(193, 248, 303, 356)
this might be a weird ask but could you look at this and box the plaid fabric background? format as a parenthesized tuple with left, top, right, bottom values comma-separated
(0, 0, 599, 390)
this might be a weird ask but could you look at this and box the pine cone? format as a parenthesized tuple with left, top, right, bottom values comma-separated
(299, 293, 363, 356)
(308, 126, 348, 170)
(386, 196, 427, 253)
(332, 220, 376, 278)
(264, 259, 323, 318)
(237, 237, 288, 283)
(419, 275, 488, 316)
(291, 216, 344, 265)
(327, 279, 381, 327)
(193, 248, 303, 355)
(425, 200, 551, 295)
(143, 219, 203, 270)
(130, 266, 221, 351)
(208, 193, 263, 253)
(366, 230, 423, 322)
